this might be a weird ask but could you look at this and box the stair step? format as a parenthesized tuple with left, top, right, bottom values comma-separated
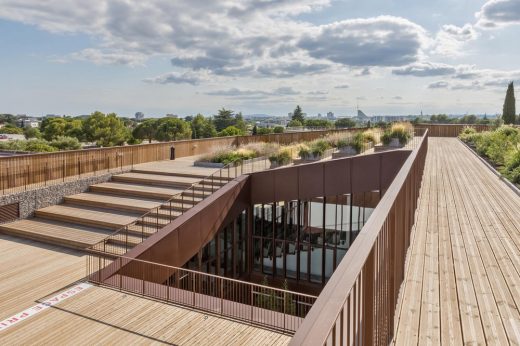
(0, 218, 111, 249)
(132, 168, 234, 182)
(90, 182, 184, 200)
(35, 204, 140, 230)
(112, 172, 205, 189)
(65, 193, 162, 213)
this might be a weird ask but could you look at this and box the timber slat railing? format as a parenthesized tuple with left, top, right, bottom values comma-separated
(86, 252, 317, 334)
(289, 129, 428, 346)
(0, 128, 364, 195)
(414, 123, 492, 137)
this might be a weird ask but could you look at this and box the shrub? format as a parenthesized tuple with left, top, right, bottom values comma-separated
(268, 149, 292, 165)
(273, 126, 284, 133)
(298, 144, 311, 158)
(50, 136, 81, 150)
(257, 127, 273, 135)
(458, 127, 478, 143)
(503, 150, 520, 183)
(287, 120, 303, 127)
(337, 132, 364, 153)
(310, 139, 331, 156)
(23, 139, 57, 152)
(362, 129, 380, 144)
(218, 126, 243, 137)
(381, 123, 412, 145)
(474, 126, 520, 166)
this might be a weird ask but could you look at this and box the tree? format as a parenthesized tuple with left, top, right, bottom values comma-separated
(430, 114, 450, 123)
(41, 118, 67, 140)
(335, 118, 356, 128)
(218, 126, 243, 137)
(273, 126, 284, 133)
(83, 111, 130, 147)
(252, 125, 258, 135)
(0, 124, 23, 134)
(304, 119, 333, 128)
(156, 117, 192, 141)
(503, 82, 516, 124)
(132, 119, 158, 143)
(24, 127, 41, 139)
(292, 105, 305, 124)
(458, 114, 477, 124)
(213, 108, 235, 132)
(287, 119, 303, 127)
(65, 119, 84, 140)
(24, 139, 57, 152)
(257, 127, 273, 135)
(190, 114, 217, 139)
(50, 136, 81, 150)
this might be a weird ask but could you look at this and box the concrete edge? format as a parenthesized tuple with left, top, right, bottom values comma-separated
(458, 138, 520, 197)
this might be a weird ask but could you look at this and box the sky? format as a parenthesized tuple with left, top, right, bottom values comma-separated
(0, 0, 519, 118)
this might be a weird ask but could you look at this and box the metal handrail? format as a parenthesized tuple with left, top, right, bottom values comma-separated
(87, 250, 318, 334)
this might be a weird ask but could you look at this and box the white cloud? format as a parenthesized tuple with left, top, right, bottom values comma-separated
(144, 71, 210, 85)
(205, 87, 300, 98)
(70, 49, 146, 66)
(298, 16, 428, 67)
(428, 81, 449, 89)
(476, 0, 520, 28)
(392, 62, 456, 77)
(434, 24, 478, 56)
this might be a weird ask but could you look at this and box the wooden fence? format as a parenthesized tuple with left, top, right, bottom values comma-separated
(414, 123, 492, 137)
(0, 128, 362, 195)
(289, 129, 429, 345)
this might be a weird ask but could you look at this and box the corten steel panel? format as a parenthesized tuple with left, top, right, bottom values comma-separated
(380, 151, 410, 189)
(323, 159, 351, 196)
(274, 167, 299, 202)
(351, 154, 380, 193)
(100, 176, 251, 284)
(250, 170, 275, 204)
(298, 163, 324, 199)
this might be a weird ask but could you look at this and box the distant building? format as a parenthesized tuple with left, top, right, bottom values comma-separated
(327, 112, 335, 120)
(135, 112, 145, 120)
(17, 117, 40, 128)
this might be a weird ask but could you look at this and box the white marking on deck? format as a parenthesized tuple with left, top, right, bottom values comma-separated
(0, 282, 92, 332)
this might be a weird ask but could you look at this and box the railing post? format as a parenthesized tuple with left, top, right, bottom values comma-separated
(220, 277, 224, 315)
(192, 274, 196, 307)
(119, 257, 122, 290)
(363, 248, 375, 345)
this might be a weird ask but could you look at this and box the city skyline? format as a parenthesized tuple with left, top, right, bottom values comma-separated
(1, 0, 519, 117)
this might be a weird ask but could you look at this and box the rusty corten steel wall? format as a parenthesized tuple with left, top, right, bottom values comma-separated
(103, 149, 411, 286)
(250, 150, 410, 204)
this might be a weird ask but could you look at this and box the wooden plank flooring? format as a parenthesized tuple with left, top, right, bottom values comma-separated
(394, 138, 520, 345)
(0, 286, 290, 345)
(0, 235, 85, 320)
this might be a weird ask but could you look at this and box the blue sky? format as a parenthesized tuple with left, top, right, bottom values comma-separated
(0, 0, 519, 118)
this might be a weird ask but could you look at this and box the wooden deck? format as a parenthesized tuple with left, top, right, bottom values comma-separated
(394, 138, 520, 345)
(0, 235, 86, 319)
(0, 236, 289, 345)
(0, 285, 290, 345)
